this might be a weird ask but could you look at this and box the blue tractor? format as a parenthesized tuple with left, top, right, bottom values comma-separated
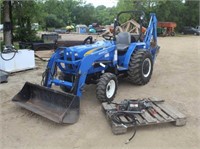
(12, 11, 160, 124)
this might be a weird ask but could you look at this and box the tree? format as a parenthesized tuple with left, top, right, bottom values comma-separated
(1, 0, 199, 43)
(72, 3, 95, 25)
(116, 0, 135, 23)
(45, 14, 65, 28)
(12, 1, 41, 41)
(43, 0, 81, 26)
(93, 5, 117, 25)
(155, 0, 187, 31)
(184, 0, 199, 27)
(2, 0, 12, 46)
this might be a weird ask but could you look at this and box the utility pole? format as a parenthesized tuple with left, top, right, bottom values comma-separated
(3, 0, 12, 46)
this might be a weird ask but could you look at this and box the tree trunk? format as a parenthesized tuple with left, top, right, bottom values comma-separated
(3, 0, 12, 46)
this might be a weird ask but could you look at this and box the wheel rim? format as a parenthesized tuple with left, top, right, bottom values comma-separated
(106, 80, 116, 98)
(142, 58, 151, 78)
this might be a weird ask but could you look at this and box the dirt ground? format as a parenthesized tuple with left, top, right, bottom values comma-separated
(0, 35, 200, 149)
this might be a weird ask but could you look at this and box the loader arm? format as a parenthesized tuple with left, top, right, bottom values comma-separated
(43, 49, 63, 88)
(76, 45, 116, 96)
(43, 45, 116, 97)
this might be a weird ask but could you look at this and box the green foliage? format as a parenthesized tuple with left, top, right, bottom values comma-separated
(116, 0, 199, 31)
(45, 14, 65, 28)
(154, 0, 186, 31)
(12, 1, 41, 41)
(1, 0, 199, 43)
(94, 5, 117, 25)
(14, 26, 40, 42)
(0, 40, 4, 52)
(72, 3, 95, 25)
(43, 0, 80, 26)
(184, 0, 199, 27)
(116, 0, 135, 23)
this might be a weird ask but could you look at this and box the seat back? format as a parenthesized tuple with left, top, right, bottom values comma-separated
(116, 32, 131, 45)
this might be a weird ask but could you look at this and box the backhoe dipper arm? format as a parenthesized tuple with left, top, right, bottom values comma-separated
(144, 13, 158, 49)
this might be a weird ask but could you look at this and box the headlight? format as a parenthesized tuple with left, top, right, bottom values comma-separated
(74, 52, 78, 57)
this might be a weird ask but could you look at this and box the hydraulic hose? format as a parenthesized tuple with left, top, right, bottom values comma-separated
(0, 46, 17, 61)
(110, 111, 137, 144)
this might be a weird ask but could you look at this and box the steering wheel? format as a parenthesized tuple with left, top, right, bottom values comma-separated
(83, 36, 93, 45)
(102, 34, 113, 40)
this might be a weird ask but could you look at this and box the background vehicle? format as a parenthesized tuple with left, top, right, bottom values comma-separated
(0, 24, 3, 32)
(157, 22, 176, 36)
(180, 26, 200, 35)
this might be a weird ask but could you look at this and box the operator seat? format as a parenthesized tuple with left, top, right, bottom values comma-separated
(116, 32, 131, 51)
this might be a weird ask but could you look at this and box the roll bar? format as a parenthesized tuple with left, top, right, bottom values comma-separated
(113, 10, 145, 41)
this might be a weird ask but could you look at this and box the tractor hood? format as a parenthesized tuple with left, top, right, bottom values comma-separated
(65, 40, 114, 58)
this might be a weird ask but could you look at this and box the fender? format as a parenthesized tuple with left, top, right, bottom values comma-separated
(123, 42, 146, 68)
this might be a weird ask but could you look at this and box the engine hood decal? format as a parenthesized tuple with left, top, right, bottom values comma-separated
(84, 46, 104, 56)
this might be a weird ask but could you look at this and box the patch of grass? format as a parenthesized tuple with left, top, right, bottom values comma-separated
(13, 42, 19, 49)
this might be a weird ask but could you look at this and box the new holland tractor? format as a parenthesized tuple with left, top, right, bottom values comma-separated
(12, 10, 160, 124)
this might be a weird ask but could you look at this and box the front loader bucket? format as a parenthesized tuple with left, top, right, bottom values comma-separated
(12, 82, 80, 124)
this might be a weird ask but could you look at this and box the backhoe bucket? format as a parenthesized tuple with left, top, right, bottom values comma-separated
(12, 82, 80, 124)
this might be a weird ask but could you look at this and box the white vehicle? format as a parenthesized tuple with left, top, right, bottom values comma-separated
(0, 24, 3, 32)
(196, 26, 200, 30)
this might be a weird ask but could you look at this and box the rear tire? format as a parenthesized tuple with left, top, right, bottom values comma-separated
(127, 50, 153, 85)
(96, 73, 118, 102)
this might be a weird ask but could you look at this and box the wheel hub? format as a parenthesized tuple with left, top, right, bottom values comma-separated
(106, 80, 116, 98)
(142, 58, 151, 77)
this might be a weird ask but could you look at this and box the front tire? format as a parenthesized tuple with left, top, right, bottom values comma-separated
(171, 32, 175, 36)
(96, 73, 118, 102)
(127, 50, 153, 85)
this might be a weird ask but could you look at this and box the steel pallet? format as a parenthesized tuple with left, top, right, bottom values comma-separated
(102, 97, 186, 135)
